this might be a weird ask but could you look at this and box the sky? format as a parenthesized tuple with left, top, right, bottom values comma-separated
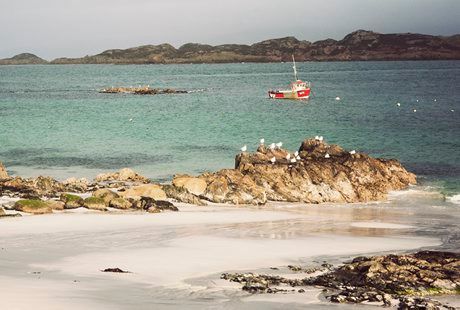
(0, 0, 459, 60)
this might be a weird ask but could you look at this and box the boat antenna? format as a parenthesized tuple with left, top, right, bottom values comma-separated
(292, 55, 298, 81)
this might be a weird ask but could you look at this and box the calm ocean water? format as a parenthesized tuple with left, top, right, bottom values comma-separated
(0, 61, 459, 197)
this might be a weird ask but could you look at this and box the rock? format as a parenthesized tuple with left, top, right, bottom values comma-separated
(162, 184, 206, 206)
(0, 175, 64, 198)
(101, 268, 130, 273)
(46, 200, 65, 210)
(83, 197, 107, 211)
(108, 197, 132, 209)
(0, 162, 9, 180)
(139, 197, 179, 212)
(119, 184, 167, 200)
(95, 168, 149, 184)
(60, 193, 84, 209)
(398, 296, 455, 310)
(172, 175, 207, 196)
(0, 207, 5, 216)
(13, 199, 53, 214)
(199, 137, 416, 205)
(93, 189, 119, 205)
(62, 177, 89, 192)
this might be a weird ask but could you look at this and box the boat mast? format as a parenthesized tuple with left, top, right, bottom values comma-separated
(292, 55, 298, 81)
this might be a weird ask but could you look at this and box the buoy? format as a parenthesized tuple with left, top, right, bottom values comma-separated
(241, 145, 247, 152)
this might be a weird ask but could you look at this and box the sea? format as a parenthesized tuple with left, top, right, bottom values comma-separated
(0, 61, 459, 202)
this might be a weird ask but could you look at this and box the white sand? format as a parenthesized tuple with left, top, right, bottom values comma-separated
(0, 203, 447, 309)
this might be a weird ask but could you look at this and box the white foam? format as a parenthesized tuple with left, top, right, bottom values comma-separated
(351, 222, 414, 229)
(447, 194, 460, 205)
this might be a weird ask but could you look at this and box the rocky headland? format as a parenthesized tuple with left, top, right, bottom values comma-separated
(0, 137, 416, 216)
(0, 53, 48, 65)
(1, 30, 459, 65)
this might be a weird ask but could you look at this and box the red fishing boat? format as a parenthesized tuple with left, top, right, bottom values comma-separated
(268, 56, 311, 100)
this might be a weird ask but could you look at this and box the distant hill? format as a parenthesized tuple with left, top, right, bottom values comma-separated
(2, 30, 460, 65)
(0, 53, 48, 65)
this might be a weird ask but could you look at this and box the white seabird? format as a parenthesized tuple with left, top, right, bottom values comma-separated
(270, 157, 276, 164)
(325, 153, 330, 158)
(315, 135, 319, 140)
(397, 102, 401, 107)
(335, 97, 341, 101)
(286, 153, 291, 160)
(319, 136, 324, 142)
(269, 143, 276, 150)
(276, 142, 283, 149)
(294, 151, 299, 157)
(260, 138, 265, 144)
(350, 150, 356, 155)
(129, 118, 133, 122)
(241, 145, 247, 152)
(413, 109, 417, 113)
(296, 155, 301, 160)
(290, 158, 296, 163)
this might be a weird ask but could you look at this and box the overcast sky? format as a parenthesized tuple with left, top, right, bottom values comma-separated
(0, 0, 459, 59)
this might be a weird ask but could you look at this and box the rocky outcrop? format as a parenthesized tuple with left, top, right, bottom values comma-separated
(62, 177, 89, 192)
(95, 168, 149, 184)
(222, 251, 459, 309)
(92, 189, 119, 205)
(172, 175, 207, 196)
(100, 86, 187, 95)
(0, 176, 65, 198)
(163, 184, 206, 206)
(83, 197, 107, 211)
(44, 30, 460, 65)
(199, 137, 416, 205)
(60, 193, 84, 209)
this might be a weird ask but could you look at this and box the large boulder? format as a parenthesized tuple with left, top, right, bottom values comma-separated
(172, 175, 207, 196)
(0, 162, 9, 180)
(83, 197, 107, 211)
(119, 184, 167, 200)
(95, 168, 149, 184)
(13, 199, 53, 214)
(60, 193, 84, 209)
(93, 189, 119, 205)
(109, 197, 132, 209)
(199, 137, 416, 205)
(62, 177, 89, 192)
(163, 184, 206, 206)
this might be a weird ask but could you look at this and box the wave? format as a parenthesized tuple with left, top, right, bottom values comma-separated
(446, 194, 460, 205)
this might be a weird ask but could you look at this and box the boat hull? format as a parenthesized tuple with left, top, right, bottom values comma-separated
(268, 88, 311, 100)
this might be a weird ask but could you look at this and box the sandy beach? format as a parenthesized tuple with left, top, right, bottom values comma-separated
(2, 189, 458, 309)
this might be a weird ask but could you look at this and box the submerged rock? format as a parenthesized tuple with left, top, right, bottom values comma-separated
(200, 137, 416, 205)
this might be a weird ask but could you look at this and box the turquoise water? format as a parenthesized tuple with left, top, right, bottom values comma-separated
(0, 61, 459, 195)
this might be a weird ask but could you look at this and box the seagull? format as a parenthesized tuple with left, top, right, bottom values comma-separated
(451, 109, 455, 112)
(296, 155, 301, 160)
(413, 109, 417, 113)
(286, 153, 291, 160)
(397, 102, 401, 107)
(260, 138, 265, 144)
(129, 118, 133, 122)
(241, 145, 247, 152)
(350, 150, 356, 155)
(294, 151, 299, 157)
(270, 157, 276, 164)
(416, 99, 419, 102)
(290, 158, 296, 163)
(319, 136, 324, 142)
(315, 136, 319, 140)
(434, 99, 437, 102)
(269, 143, 276, 150)
(276, 142, 283, 149)
(325, 153, 330, 158)
(335, 97, 341, 101)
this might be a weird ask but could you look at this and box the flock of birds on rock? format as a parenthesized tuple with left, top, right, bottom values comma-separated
(240, 136, 357, 164)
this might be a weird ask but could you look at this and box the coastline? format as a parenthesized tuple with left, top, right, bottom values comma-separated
(2, 194, 457, 309)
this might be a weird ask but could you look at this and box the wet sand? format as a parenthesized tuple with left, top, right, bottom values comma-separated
(1, 189, 459, 309)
